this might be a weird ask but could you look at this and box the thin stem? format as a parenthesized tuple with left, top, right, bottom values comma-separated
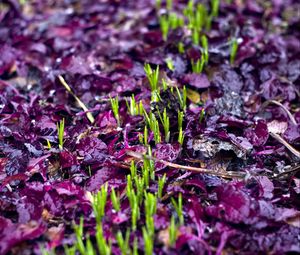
(126, 150, 246, 179)
(58, 76, 94, 123)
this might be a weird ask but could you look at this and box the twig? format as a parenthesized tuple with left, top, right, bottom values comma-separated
(269, 132, 300, 158)
(58, 75, 95, 124)
(262, 100, 297, 125)
(126, 150, 246, 179)
(270, 165, 300, 179)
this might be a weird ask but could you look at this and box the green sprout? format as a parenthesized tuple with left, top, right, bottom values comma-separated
(191, 56, 205, 73)
(168, 12, 184, 29)
(194, 4, 207, 31)
(85, 235, 96, 255)
(166, 0, 173, 10)
(131, 201, 140, 231)
(169, 215, 178, 247)
(183, 0, 195, 26)
(142, 227, 154, 255)
(143, 108, 150, 127)
(185, 1, 208, 34)
(178, 127, 185, 145)
(178, 111, 184, 131)
(230, 37, 238, 65)
(130, 161, 137, 177)
(74, 217, 85, 255)
(205, 0, 219, 31)
(178, 42, 185, 54)
(138, 101, 144, 116)
(157, 108, 170, 142)
(199, 108, 205, 123)
(146, 112, 161, 144)
(165, 57, 175, 71)
(133, 237, 138, 255)
(110, 187, 120, 212)
(110, 96, 120, 127)
(159, 15, 170, 41)
(144, 64, 160, 102)
(116, 229, 131, 255)
(144, 192, 157, 236)
(171, 193, 184, 225)
(192, 28, 200, 45)
(95, 224, 111, 255)
(64, 245, 76, 255)
(139, 133, 143, 144)
(142, 162, 150, 188)
(175, 86, 187, 111)
(126, 175, 140, 231)
(40, 247, 55, 255)
(57, 118, 65, 150)
(201, 35, 209, 63)
(126, 95, 139, 116)
(142, 157, 153, 187)
(143, 126, 148, 145)
(46, 139, 52, 149)
(211, 0, 220, 17)
(144, 64, 159, 91)
(157, 173, 167, 199)
(205, 15, 213, 31)
(156, 0, 161, 10)
(92, 183, 108, 223)
(162, 79, 168, 91)
(147, 146, 155, 181)
(134, 175, 145, 204)
(153, 118, 161, 144)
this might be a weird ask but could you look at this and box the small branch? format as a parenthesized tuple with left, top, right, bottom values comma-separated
(270, 165, 300, 179)
(269, 132, 300, 158)
(262, 100, 297, 125)
(126, 150, 246, 179)
(58, 75, 95, 124)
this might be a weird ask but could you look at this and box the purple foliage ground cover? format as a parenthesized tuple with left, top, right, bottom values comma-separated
(0, 0, 299, 254)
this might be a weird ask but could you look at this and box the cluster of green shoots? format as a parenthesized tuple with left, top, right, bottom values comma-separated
(42, 135, 184, 255)
(144, 63, 160, 102)
(158, 0, 220, 43)
(157, 0, 219, 43)
(157, 0, 185, 41)
(159, 12, 184, 41)
(113, 65, 187, 147)
(157, 108, 170, 142)
(144, 110, 161, 144)
(110, 96, 120, 127)
(43, 186, 112, 255)
(60, 60, 186, 254)
(142, 105, 186, 146)
(185, 0, 219, 36)
(125, 158, 168, 254)
(142, 63, 187, 146)
(125, 95, 144, 116)
(191, 35, 209, 73)
(156, 0, 241, 73)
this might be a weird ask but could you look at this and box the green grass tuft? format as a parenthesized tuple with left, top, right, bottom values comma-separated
(57, 118, 65, 150)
